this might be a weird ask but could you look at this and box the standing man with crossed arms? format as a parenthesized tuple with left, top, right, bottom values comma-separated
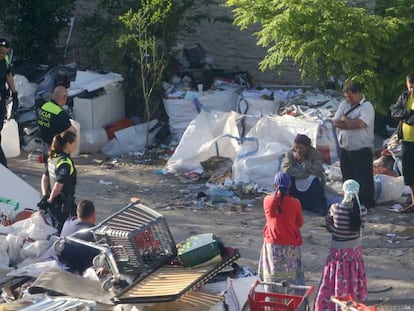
(333, 80, 375, 213)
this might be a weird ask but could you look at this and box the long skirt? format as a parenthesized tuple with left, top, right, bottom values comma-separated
(258, 242, 304, 292)
(291, 177, 328, 215)
(314, 246, 367, 311)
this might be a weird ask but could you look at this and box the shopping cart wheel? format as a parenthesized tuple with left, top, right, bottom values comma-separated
(53, 239, 65, 254)
(93, 253, 106, 268)
(102, 277, 114, 291)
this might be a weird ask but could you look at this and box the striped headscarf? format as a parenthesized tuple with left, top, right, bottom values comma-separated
(342, 179, 360, 203)
(342, 179, 363, 235)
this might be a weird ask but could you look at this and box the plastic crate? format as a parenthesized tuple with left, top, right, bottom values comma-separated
(93, 202, 177, 276)
(248, 281, 314, 311)
(177, 233, 221, 267)
(0, 197, 20, 225)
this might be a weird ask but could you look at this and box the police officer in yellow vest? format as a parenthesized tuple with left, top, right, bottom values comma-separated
(38, 85, 75, 160)
(0, 38, 18, 167)
(39, 130, 77, 233)
(391, 73, 414, 213)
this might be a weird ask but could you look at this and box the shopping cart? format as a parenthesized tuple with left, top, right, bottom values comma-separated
(248, 280, 314, 311)
(54, 201, 177, 290)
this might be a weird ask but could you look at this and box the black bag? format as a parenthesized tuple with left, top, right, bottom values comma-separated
(397, 121, 403, 139)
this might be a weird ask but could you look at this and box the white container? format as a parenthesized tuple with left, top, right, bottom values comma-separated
(70, 119, 80, 156)
(1, 119, 20, 158)
(79, 128, 108, 153)
(73, 87, 125, 131)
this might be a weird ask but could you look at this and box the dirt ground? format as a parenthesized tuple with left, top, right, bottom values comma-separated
(7, 150, 414, 306)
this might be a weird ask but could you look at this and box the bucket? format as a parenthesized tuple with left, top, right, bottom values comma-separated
(79, 128, 109, 153)
(1, 119, 20, 158)
(70, 119, 80, 156)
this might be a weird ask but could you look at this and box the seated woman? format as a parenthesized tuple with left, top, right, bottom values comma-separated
(281, 134, 328, 215)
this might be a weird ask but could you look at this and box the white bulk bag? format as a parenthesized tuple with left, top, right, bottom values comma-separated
(374, 174, 405, 204)
(233, 115, 319, 189)
(166, 110, 241, 173)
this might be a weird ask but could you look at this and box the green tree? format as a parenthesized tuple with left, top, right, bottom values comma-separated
(79, 0, 220, 125)
(225, 0, 408, 115)
(0, 0, 74, 64)
(118, 1, 171, 146)
(373, 0, 414, 112)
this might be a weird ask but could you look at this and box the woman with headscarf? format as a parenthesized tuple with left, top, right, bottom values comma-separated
(281, 133, 328, 215)
(258, 172, 304, 292)
(314, 179, 368, 310)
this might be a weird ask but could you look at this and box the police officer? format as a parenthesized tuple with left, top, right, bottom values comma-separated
(0, 38, 18, 167)
(38, 85, 75, 161)
(39, 130, 77, 233)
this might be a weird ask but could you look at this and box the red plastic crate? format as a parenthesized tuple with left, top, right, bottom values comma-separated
(248, 281, 313, 311)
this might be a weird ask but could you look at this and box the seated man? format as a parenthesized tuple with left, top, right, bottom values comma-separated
(281, 134, 328, 215)
(59, 200, 99, 274)
(61, 199, 96, 240)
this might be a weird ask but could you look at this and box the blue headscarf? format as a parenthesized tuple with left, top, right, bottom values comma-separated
(274, 172, 291, 193)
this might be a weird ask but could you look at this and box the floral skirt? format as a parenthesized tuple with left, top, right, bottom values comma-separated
(314, 246, 367, 311)
(258, 242, 304, 292)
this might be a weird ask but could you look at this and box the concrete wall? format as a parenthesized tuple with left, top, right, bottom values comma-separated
(177, 5, 304, 85)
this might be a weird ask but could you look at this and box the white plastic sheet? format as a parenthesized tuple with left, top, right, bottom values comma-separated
(8, 260, 60, 278)
(0, 164, 40, 213)
(14, 74, 37, 109)
(225, 276, 259, 311)
(68, 70, 124, 96)
(0, 212, 57, 239)
(0, 239, 9, 268)
(101, 119, 160, 157)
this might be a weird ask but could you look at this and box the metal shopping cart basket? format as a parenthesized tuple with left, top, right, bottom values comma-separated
(248, 280, 314, 311)
(54, 201, 177, 289)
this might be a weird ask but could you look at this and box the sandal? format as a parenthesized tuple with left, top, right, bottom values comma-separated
(400, 204, 414, 213)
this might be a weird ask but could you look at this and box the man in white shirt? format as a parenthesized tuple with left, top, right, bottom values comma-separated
(333, 81, 375, 213)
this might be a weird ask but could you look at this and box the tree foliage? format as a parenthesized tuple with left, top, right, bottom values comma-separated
(0, 0, 74, 64)
(225, 0, 414, 115)
(79, 0, 219, 70)
(79, 0, 220, 121)
(118, 1, 171, 145)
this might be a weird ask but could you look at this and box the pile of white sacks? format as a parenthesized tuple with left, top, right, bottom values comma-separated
(0, 212, 60, 283)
